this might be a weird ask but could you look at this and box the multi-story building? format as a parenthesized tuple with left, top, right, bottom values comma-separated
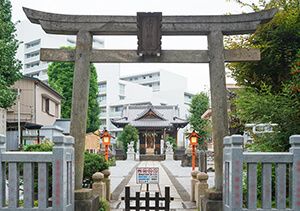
(97, 67, 194, 146)
(16, 20, 104, 83)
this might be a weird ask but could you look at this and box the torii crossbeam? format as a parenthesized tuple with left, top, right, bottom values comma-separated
(23, 7, 277, 193)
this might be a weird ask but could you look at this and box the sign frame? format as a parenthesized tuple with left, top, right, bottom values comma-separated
(136, 167, 159, 184)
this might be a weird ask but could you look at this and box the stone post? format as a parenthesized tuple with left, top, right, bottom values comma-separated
(69, 30, 93, 190)
(0, 135, 6, 206)
(289, 135, 300, 210)
(195, 172, 208, 208)
(52, 135, 75, 211)
(225, 135, 243, 209)
(92, 172, 106, 199)
(198, 150, 207, 173)
(102, 169, 111, 201)
(207, 30, 229, 192)
(191, 170, 199, 202)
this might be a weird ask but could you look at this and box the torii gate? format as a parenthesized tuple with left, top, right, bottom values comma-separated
(23, 7, 276, 192)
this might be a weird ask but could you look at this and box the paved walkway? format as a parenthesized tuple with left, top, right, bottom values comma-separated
(109, 160, 215, 210)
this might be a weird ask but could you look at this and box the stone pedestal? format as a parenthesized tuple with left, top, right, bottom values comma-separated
(75, 189, 100, 211)
(127, 152, 135, 160)
(165, 151, 174, 160)
(190, 170, 199, 202)
(201, 189, 222, 211)
(195, 172, 209, 208)
(102, 169, 111, 201)
(92, 172, 105, 199)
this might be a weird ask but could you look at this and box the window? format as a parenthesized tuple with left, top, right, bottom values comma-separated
(25, 39, 40, 49)
(97, 95, 106, 104)
(25, 61, 40, 69)
(115, 106, 123, 112)
(119, 83, 125, 95)
(25, 51, 39, 59)
(119, 96, 125, 100)
(149, 75, 152, 78)
(98, 82, 107, 92)
(42, 96, 59, 117)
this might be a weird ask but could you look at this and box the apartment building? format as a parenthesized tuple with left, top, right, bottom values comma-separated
(16, 20, 104, 83)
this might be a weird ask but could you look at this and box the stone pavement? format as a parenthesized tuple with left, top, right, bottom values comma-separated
(109, 160, 215, 210)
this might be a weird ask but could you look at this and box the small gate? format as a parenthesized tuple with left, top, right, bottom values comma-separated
(122, 186, 174, 210)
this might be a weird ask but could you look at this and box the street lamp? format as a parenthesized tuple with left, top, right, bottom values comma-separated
(101, 130, 111, 161)
(189, 130, 200, 171)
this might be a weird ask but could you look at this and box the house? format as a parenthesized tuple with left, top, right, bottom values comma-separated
(6, 76, 62, 149)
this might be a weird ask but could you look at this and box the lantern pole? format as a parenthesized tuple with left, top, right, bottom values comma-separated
(192, 144, 196, 170)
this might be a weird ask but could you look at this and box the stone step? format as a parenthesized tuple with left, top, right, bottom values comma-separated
(140, 155, 165, 161)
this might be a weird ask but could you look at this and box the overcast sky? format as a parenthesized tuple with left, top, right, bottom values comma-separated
(10, 0, 249, 93)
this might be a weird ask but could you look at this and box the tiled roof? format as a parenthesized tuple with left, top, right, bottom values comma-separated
(111, 105, 188, 128)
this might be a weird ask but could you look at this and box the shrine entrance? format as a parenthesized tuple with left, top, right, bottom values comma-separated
(145, 132, 156, 155)
(23, 7, 277, 193)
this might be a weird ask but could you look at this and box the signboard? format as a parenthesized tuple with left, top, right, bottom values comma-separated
(136, 167, 159, 184)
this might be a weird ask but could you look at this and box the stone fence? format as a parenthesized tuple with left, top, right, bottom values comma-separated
(0, 134, 74, 211)
(223, 134, 300, 211)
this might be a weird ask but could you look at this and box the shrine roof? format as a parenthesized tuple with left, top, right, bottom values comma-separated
(111, 105, 188, 129)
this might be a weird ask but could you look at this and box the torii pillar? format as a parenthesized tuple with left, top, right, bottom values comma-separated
(23, 7, 277, 192)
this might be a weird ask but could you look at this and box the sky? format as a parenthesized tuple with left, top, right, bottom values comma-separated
(10, 0, 249, 93)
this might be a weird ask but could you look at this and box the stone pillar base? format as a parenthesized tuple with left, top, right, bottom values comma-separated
(127, 152, 135, 160)
(166, 152, 174, 160)
(75, 189, 100, 211)
(201, 189, 222, 211)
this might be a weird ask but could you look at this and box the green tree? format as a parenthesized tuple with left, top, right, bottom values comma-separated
(48, 60, 100, 133)
(226, 0, 300, 92)
(0, 0, 21, 108)
(188, 92, 210, 149)
(117, 125, 139, 153)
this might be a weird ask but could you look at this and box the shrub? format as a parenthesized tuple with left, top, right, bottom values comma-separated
(166, 136, 177, 149)
(99, 197, 110, 211)
(83, 152, 109, 186)
(24, 140, 54, 152)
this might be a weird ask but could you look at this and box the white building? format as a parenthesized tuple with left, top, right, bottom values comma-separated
(15, 20, 104, 83)
(98, 67, 193, 146)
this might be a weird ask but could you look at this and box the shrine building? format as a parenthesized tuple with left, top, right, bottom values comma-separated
(111, 105, 188, 155)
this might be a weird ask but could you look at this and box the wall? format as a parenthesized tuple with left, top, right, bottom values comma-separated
(7, 79, 35, 123)
(35, 83, 61, 126)
(85, 133, 101, 153)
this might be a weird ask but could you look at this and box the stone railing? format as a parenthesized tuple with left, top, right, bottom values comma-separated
(0, 134, 74, 211)
(223, 134, 300, 211)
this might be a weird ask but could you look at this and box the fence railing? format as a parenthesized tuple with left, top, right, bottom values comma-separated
(0, 134, 74, 211)
(223, 134, 300, 211)
(122, 186, 174, 210)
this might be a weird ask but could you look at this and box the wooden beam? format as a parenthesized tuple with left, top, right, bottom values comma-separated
(40, 48, 260, 63)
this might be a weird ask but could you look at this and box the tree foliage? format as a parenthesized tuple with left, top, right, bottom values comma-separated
(226, 0, 300, 92)
(226, 0, 300, 152)
(48, 58, 100, 133)
(0, 0, 21, 108)
(117, 125, 139, 153)
(188, 92, 210, 149)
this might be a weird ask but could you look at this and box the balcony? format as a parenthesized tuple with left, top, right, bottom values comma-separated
(24, 63, 48, 75)
(24, 54, 40, 64)
(109, 111, 122, 118)
(24, 45, 40, 54)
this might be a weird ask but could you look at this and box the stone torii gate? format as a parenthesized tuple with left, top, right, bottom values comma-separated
(23, 7, 276, 193)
